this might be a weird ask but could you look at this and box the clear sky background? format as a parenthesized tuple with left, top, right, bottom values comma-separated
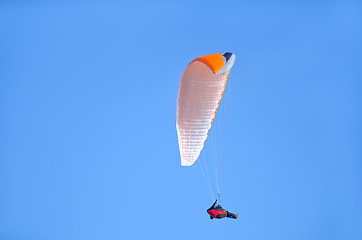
(1, 1, 361, 240)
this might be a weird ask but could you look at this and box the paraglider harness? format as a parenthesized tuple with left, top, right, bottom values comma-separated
(207, 199, 227, 219)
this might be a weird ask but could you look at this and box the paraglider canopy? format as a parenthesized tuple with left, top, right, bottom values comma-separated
(176, 52, 236, 166)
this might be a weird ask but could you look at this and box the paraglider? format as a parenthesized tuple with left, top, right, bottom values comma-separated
(207, 199, 238, 219)
(176, 52, 237, 219)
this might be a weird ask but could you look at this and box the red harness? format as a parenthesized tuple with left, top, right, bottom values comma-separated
(207, 209, 227, 218)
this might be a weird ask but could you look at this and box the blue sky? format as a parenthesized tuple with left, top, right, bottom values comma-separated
(0, 1, 361, 239)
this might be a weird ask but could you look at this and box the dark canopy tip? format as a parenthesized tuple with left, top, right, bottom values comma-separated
(222, 52, 233, 62)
